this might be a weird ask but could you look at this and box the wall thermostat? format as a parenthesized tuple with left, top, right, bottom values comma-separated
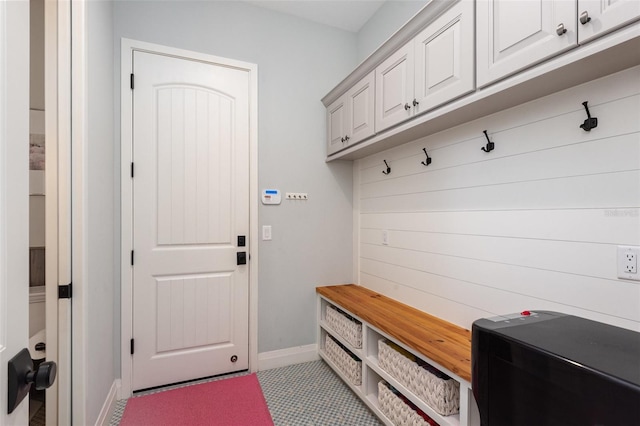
(261, 189, 281, 205)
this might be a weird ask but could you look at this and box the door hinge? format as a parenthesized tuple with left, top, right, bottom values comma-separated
(58, 283, 72, 299)
(131, 162, 134, 178)
(131, 250, 134, 266)
(130, 73, 134, 90)
(130, 338, 134, 355)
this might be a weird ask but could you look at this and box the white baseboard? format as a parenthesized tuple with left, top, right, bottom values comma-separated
(258, 344, 319, 371)
(95, 379, 121, 426)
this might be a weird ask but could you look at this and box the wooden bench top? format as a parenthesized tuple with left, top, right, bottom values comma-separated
(317, 284, 472, 383)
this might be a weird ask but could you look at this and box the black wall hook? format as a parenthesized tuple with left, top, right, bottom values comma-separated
(421, 148, 432, 166)
(580, 101, 598, 131)
(382, 160, 391, 175)
(481, 130, 495, 153)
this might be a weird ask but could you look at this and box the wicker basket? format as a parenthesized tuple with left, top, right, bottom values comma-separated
(378, 339, 459, 416)
(324, 335, 362, 386)
(378, 381, 435, 426)
(325, 305, 363, 348)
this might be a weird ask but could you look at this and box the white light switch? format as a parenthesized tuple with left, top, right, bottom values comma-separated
(262, 225, 272, 241)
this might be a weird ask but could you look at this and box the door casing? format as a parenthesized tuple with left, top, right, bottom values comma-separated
(119, 38, 259, 398)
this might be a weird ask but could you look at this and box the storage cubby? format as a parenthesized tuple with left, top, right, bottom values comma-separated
(317, 285, 476, 426)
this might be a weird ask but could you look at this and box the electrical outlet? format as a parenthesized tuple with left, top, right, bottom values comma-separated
(617, 246, 639, 281)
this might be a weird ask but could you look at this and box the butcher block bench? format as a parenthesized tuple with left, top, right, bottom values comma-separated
(316, 284, 477, 426)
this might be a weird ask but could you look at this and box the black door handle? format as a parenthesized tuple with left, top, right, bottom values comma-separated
(237, 252, 247, 265)
(8, 348, 57, 414)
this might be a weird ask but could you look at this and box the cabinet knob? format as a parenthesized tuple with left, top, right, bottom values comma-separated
(556, 23, 567, 36)
(579, 11, 591, 25)
(344, 135, 350, 142)
(412, 99, 419, 107)
(404, 103, 411, 111)
(340, 137, 345, 143)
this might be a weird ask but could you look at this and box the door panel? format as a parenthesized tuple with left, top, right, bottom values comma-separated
(578, 0, 640, 43)
(375, 43, 414, 132)
(414, 0, 475, 114)
(132, 51, 249, 391)
(477, 0, 577, 87)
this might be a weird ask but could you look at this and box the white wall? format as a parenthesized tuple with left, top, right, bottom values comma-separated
(112, 1, 356, 356)
(84, 0, 115, 423)
(355, 66, 640, 332)
(30, 0, 44, 111)
(356, 0, 427, 62)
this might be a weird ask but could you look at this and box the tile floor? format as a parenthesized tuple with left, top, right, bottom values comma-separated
(110, 360, 383, 425)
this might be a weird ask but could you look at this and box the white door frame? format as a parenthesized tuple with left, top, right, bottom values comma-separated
(44, 0, 74, 423)
(120, 38, 259, 398)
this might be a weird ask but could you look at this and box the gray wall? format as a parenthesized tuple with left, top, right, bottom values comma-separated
(356, 0, 428, 62)
(86, 0, 115, 423)
(30, 0, 44, 111)
(112, 1, 356, 356)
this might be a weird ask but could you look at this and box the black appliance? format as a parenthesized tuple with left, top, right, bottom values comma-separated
(472, 310, 640, 426)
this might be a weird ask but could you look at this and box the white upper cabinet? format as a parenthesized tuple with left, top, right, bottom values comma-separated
(376, 0, 475, 133)
(577, 0, 640, 43)
(327, 71, 375, 156)
(375, 42, 415, 132)
(477, 0, 578, 87)
(327, 96, 347, 156)
(414, 0, 475, 114)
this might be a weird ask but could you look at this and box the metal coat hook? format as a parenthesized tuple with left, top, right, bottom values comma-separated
(382, 160, 391, 175)
(481, 130, 495, 153)
(580, 101, 598, 131)
(421, 148, 432, 166)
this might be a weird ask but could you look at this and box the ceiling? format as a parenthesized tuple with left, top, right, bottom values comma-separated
(245, 0, 387, 33)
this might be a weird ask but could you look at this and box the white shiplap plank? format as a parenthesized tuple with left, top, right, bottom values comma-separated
(361, 132, 640, 198)
(361, 229, 617, 280)
(360, 94, 640, 185)
(361, 209, 639, 245)
(360, 247, 640, 322)
(361, 170, 640, 212)
(359, 272, 640, 332)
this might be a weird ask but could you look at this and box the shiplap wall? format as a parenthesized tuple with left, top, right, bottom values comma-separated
(355, 66, 640, 332)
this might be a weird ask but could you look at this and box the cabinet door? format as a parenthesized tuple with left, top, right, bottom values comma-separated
(414, 0, 475, 114)
(346, 71, 375, 145)
(375, 42, 415, 132)
(327, 96, 347, 156)
(477, 0, 577, 87)
(578, 0, 640, 43)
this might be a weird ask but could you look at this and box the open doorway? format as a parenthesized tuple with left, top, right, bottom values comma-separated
(28, 0, 47, 424)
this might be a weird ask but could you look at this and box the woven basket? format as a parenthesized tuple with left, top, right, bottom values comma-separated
(378, 381, 432, 426)
(325, 305, 363, 348)
(378, 339, 459, 416)
(325, 335, 362, 386)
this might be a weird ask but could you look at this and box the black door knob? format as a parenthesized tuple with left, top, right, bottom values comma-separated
(26, 361, 57, 390)
(8, 348, 57, 414)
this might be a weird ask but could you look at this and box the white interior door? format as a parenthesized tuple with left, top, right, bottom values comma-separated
(1, 0, 30, 424)
(131, 50, 250, 391)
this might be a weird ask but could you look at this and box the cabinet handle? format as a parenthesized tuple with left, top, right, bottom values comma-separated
(579, 11, 591, 25)
(412, 99, 419, 107)
(344, 135, 350, 142)
(556, 23, 567, 36)
(404, 103, 411, 111)
(340, 137, 345, 143)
